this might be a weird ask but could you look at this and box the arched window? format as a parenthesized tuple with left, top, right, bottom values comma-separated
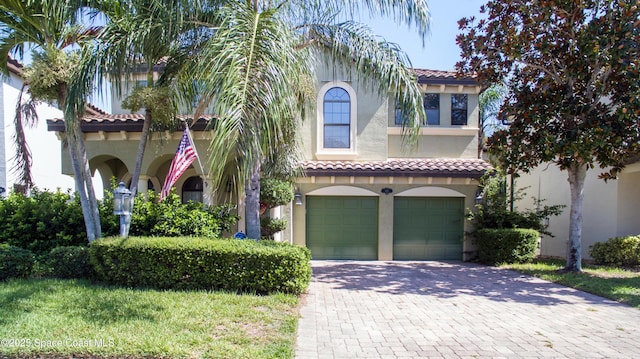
(323, 87, 351, 148)
(182, 176, 203, 203)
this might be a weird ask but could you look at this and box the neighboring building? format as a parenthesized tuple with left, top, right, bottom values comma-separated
(0, 58, 76, 195)
(47, 61, 492, 261)
(513, 163, 640, 260)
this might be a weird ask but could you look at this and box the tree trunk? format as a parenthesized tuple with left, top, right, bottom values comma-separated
(66, 127, 99, 242)
(565, 162, 587, 271)
(129, 108, 152, 195)
(76, 125, 101, 239)
(245, 163, 261, 239)
(60, 89, 101, 242)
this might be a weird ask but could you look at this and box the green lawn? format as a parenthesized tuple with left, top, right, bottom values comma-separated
(502, 259, 640, 308)
(0, 278, 299, 359)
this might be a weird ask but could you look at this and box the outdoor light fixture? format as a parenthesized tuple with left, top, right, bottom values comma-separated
(294, 190, 303, 205)
(381, 187, 393, 195)
(113, 182, 132, 238)
(475, 189, 484, 205)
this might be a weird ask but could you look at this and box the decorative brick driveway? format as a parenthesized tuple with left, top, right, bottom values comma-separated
(295, 261, 640, 359)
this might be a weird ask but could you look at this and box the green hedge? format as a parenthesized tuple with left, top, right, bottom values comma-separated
(47, 246, 95, 279)
(589, 235, 640, 267)
(476, 228, 539, 265)
(0, 244, 35, 280)
(90, 237, 311, 294)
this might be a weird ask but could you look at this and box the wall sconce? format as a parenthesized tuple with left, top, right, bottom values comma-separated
(381, 187, 393, 195)
(294, 190, 303, 205)
(475, 189, 484, 205)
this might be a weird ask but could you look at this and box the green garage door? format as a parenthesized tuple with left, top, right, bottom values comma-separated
(393, 197, 464, 260)
(306, 196, 378, 260)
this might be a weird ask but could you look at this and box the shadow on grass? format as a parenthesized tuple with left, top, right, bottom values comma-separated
(506, 261, 640, 308)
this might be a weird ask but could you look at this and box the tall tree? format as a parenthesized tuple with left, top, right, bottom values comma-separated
(184, 0, 430, 239)
(457, 0, 640, 271)
(80, 0, 211, 196)
(0, 0, 102, 241)
(478, 84, 506, 158)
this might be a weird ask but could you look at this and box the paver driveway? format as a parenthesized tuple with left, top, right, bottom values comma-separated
(295, 261, 640, 359)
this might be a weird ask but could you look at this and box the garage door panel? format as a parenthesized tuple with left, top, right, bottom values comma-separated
(393, 197, 464, 260)
(306, 196, 378, 260)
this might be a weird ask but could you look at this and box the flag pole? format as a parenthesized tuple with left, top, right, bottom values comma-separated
(184, 120, 206, 176)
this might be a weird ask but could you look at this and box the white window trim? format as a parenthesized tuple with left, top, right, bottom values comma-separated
(316, 81, 358, 160)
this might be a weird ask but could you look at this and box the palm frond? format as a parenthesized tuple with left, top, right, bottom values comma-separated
(185, 0, 311, 190)
(308, 20, 425, 147)
(10, 83, 38, 189)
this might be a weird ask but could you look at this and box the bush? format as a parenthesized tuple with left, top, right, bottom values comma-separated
(468, 169, 564, 236)
(90, 236, 311, 294)
(47, 246, 95, 279)
(589, 235, 640, 267)
(101, 187, 239, 238)
(476, 228, 539, 265)
(0, 244, 35, 280)
(261, 217, 288, 239)
(0, 189, 86, 253)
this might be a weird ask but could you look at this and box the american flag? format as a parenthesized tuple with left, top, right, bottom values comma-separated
(160, 128, 198, 201)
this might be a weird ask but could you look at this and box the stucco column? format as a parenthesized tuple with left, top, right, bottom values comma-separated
(136, 175, 149, 197)
(378, 192, 394, 260)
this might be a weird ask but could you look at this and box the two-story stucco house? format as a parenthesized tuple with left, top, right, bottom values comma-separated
(47, 62, 491, 261)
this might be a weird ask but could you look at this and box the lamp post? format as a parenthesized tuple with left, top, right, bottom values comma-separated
(113, 182, 132, 238)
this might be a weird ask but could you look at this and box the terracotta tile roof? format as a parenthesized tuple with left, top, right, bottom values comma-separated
(301, 159, 491, 178)
(46, 114, 214, 132)
(412, 68, 477, 86)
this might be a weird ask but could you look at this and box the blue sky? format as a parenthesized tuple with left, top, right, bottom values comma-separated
(364, 0, 486, 71)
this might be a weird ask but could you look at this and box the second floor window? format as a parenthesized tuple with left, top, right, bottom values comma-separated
(323, 87, 351, 148)
(424, 93, 440, 125)
(395, 93, 440, 126)
(451, 94, 468, 126)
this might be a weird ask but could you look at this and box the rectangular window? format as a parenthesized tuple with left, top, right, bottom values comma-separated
(395, 94, 440, 126)
(451, 94, 468, 126)
(424, 93, 440, 125)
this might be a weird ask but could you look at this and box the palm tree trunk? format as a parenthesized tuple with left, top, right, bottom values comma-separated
(245, 163, 261, 239)
(565, 162, 587, 271)
(129, 108, 152, 195)
(60, 89, 101, 241)
(76, 125, 102, 239)
(66, 127, 99, 241)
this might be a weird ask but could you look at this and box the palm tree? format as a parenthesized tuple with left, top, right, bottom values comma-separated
(478, 84, 506, 158)
(0, 0, 102, 241)
(184, 0, 430, 239)
(77, 0, 217, 196)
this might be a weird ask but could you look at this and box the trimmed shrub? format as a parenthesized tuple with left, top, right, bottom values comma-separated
(0, 189, 86, 253)
(476, 228, 539, 265)
(0, 244, 35, 280)
(90, 236, 311, 294)
(589, 235, 640, 267)
(47, 246, 95, 279)
(261, 217, 288, 238)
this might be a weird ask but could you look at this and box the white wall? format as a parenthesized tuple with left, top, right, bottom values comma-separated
(1, 72, 75, 195)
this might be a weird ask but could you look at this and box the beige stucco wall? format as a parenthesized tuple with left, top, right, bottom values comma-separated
(513, 163, 638, 259)
(56, 130, 214, 196)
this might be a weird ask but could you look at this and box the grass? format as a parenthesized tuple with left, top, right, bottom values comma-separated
(0, 278, 299, 359)
(502, 258, 640, 308)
